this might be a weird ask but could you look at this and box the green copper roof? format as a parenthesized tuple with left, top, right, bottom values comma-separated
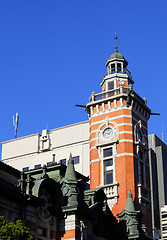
(64, 153, 77, 181)
(125, 189, 135, 212)
(108, 51, 125, 60)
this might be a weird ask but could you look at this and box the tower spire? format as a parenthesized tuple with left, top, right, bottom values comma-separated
(64, 153, 77, 181)
(114, 33, 118, 52)
(125, 189, 135, 212)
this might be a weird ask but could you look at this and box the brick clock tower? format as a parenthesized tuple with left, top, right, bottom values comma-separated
(86, 35, 152, 235)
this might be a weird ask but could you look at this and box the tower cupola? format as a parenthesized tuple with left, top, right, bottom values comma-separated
(105, 34, 128, 73)
(101, 34, 133, 89)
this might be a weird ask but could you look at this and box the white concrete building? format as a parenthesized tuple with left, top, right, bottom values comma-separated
(1, 120, 90, 177)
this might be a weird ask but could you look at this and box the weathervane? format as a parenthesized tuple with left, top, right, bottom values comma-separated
(114, 33, 118, 52)
(13, 113, 19, 138)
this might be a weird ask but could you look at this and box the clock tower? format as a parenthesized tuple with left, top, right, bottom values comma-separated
(86, 35, 152, 235)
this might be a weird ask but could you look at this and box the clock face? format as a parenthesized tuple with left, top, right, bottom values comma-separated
(103, 127, 113, 139)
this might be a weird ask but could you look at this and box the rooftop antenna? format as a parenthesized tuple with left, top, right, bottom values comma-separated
(114, 33, 118, 52)
(13, 113, 19, 139)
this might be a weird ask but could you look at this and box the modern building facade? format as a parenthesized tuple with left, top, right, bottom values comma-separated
(148, 134, 167, 239)
(161, 205, 167, 240)
(1, 37, 153, 237)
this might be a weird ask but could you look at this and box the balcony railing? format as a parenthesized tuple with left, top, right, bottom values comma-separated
(89, 86, 130, 102)
(103, 68, 132, 80)
(101, 182, 119, 210)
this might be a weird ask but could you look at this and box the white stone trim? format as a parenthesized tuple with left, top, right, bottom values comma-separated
(108, 101, 111, 111)
(89, 115, 132, 129)
(89, 114, 147, 130)
(96, 104, 99, 113)
(119, 131, 133, 135)
(90, 137, 97, 142)
(116, 153, 135, 157)
(89, 139, 135, 150)
(119, 139, 133, 143)
(89, 101, 148, 121)
(89, 146, 97, 151)
(102, 102, 105, 112)
(120, 97, 123, 107)
(90, 106, 93, 115)
(89, 158, 100, 164)
(114, 99, 117, 108)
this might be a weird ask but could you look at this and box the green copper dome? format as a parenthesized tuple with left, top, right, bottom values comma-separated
(108, 51, 125, 60)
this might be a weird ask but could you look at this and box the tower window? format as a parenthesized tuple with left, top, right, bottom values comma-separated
(102, 147, 114, 185)
(111, 64, 115, 73)
(104, 159, 113, 185)
(137, 130, 143, 142)
(108, 81, 114, 90)
(139, 161, 144, 185)
(138, 150, 146, 186)
(103, 147, 113, 157)
(117, 63, 121, 73)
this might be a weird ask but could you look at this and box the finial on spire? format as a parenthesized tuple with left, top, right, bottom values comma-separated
(114, 33, 118, 52)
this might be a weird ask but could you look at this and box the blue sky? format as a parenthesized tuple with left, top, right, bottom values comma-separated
(0, 1, 167, 153)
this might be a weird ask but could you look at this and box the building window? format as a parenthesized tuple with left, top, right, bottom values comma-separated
(107, 81, 115, 97)
(35, 164, 41, 169)
(23, 167, 29, 171)
(103, 147, 114, 185)
(108, 81, 114, 90)
(73, 156, 80, 164)
(138, 150, 145, 186)
(139, 161, 144, 185)
(137, 129, 143, 142)
(103, 147, 113, 157)
(111, 63, 115, 73)
(60, 159, 66, 165)
(104, 159, 113, 184)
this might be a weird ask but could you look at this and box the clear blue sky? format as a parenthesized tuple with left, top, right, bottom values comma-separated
(0, 1, 167, 153)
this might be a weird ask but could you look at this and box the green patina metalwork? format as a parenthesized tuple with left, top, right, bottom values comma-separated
(108, 51, 125, 61)
(117, 189, 149, 240)
(64, 153, 77, 183)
